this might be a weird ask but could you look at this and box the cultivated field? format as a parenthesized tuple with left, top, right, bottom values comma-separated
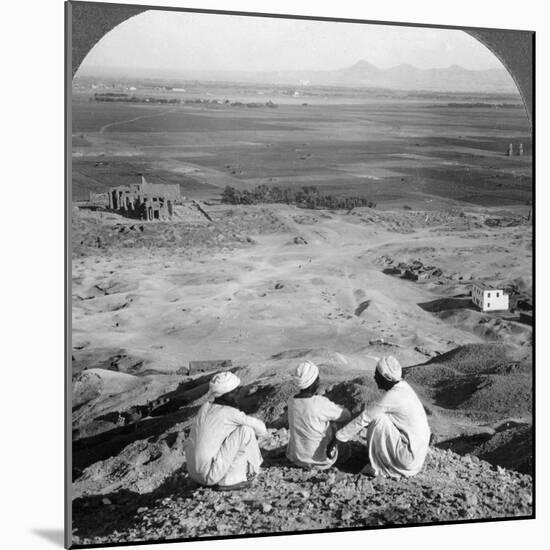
(72, 88, 531, 207)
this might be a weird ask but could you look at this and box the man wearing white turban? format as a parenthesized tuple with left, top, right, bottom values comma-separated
(286, 360, 351, 469)
(336, 355, 430, 478)
(186, 371, 267, 489)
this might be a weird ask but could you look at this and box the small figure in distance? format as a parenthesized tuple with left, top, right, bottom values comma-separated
(186, 371, 267, 491)
(286, 360, 351, 469)
(336, 355, 430, 478)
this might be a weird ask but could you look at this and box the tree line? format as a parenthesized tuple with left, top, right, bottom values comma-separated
(93, 93, 180, 104)
(221, 184, 376, 210)
(92, 93, 277, 108)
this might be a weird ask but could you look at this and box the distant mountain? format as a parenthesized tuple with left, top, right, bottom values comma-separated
(337, 59, 383, 78)
(78, 60, 518, 94)
(295, 60, 517, 93)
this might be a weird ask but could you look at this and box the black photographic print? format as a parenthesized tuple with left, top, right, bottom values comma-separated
(66, 2, 534, 547)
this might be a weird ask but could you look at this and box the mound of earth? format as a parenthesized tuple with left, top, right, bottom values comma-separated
(73, 428, 187, 499)
(405, 344, 532, 424)
(325, 377, 382, 416)
(72, 348, 150, 376)
(456, 374, 532, 418)
(424, 307, 532, 347)
(72, 367, 182, 440)
(210, 205, 293, 235)
(471, 424, 532, 475)
(416, 343, 523, 375)
(72, 370, 105, 410)
(72, 207, 257, 258)
(72, 368, 143, 420)
(439, 423, 532, 475)
(71, 443, 532, 546)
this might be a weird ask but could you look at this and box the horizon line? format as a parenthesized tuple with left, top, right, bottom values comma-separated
(75, 59, 509, 77)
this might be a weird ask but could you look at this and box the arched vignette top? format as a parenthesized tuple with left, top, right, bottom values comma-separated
(67, 1, 533, 125)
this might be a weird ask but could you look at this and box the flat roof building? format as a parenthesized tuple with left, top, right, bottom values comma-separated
(471, 283, 509, 312)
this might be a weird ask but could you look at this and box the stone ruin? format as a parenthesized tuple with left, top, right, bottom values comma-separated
(188, 359, 232, 376)
(507, 143, 525, 157)
(379, 255, 443, 282)
(108, 176, 181, 221)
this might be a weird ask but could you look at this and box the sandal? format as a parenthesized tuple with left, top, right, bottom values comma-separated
(214, 479, 253, 491)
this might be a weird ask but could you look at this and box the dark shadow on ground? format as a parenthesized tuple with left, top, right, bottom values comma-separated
(73, 406, 197, 479)
(72, 371, 227, 478)
(436, 433, 492, 455)
(432, 377, 484, 409)
(261, 441, 368, 475)
(513, 314, 533, 327)
(261, 445, 302, 471)
(436, 425, 533, 476)
(354, 300, 371, 316)
(72, 466, 199, 542)
(439, 425, 533, 475)
(417, 296, 476, 313)
(334, 442, 369, 474)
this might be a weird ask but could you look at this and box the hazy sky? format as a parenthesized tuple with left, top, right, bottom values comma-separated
(78, 10, 504, 74)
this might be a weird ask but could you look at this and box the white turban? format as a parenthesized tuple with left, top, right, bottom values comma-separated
(209, 372, 241, 397)
(294, 360, 319, 389)
(376, 355, 402, 382)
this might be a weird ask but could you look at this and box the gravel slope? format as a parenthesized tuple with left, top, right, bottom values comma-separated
(72, 444, 532, 545)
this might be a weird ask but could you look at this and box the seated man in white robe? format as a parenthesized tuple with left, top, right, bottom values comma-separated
(287, 360, 351, 469)
(186, 371, 267, 490)
(336, 356, 430, 478)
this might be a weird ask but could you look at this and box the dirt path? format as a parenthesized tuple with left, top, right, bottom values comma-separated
(99, 109, 179, 134)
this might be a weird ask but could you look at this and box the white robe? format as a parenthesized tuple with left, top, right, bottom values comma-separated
(287, 395, 350, 468)
(186, 402, 267, 486)
(336, 381, 430, 478)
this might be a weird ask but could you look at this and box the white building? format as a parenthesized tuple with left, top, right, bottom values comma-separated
(471, 283, 509, 312)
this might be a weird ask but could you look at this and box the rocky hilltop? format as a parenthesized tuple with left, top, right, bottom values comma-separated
(72, 435, 531, 545)
(71, 342, 532, 545)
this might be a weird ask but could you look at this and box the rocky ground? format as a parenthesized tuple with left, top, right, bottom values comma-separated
(72, 443, 532, 545)
(71, 341, 533, 546)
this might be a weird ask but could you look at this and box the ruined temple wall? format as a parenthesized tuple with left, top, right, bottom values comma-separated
(107, 183, 179, 220)
(139, 183, 181, 201)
